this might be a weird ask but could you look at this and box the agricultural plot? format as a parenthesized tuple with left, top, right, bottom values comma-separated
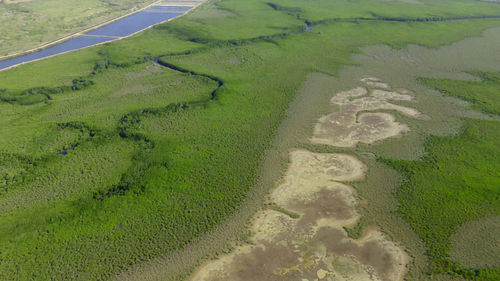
(0, 0, 500, 280)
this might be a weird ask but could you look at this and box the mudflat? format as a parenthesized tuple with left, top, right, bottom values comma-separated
(191, 150, 409, 281)
(190, 78, 422, 281)
(312, 78, 429, 148)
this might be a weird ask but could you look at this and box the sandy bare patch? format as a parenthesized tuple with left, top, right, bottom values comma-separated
(189, 77, 419, 281)
(365, 81, 391, 89)
(190, 150, 408, 281)
(251, 210, 295, 243)
(4, 0, 34, 4)
(312, 111, 410, 148)
(360, 77, 390, 89)
(360, 77, 382, 82)
(370, 89, 413, 101)
(312, 78, 429, 147)
(395, 88, 414, 95)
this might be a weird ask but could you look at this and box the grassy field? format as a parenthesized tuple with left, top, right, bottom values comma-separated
(450, 215, 500, 269)
(421, 72, 500, 116)
(383, 73, 500, 280)
(1, 0, 500, 280)
(0, 0, 156, 57)
(384, 119, 500, 279)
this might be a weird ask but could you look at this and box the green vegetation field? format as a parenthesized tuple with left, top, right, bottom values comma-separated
(421, 72, 500, 116)
(384, 73, 500, 280)
(1, 0, 500, 280)
(0, 0, 156, 56)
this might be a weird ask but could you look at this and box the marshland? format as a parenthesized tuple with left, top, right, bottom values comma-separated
(0, 0, 499, 280)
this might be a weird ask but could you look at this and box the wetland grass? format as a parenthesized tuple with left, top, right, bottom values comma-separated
(382, 75, 500, 280)
(1, 0, 500, 280)
(0, 0, 157, 57)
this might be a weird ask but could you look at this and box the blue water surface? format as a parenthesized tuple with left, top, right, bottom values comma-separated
(0, 6, 192, 71)
(0, 36, 114, 70)
(85, 9, 187, 37)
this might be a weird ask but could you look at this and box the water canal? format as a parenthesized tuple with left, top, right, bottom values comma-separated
(0, 0, 204, 71)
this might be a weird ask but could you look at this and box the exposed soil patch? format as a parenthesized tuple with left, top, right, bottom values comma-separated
(190, 150, 409, 281)
(4, 0, 34, 3)
(361, 77, 391, 89)
(311, 78, 429, 147)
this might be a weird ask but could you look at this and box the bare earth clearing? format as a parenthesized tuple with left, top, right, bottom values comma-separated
(190, 78, 428, 281)
(4, 0, 34, 3)
(311, 78, 430, 148)
(191, 150, 408, 281)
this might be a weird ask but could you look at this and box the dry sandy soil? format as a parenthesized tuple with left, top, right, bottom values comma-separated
(3, 0, 34, 3)
(189, 77, 429, 281)
(190, 150, 409, 281)
(311, 78, 429, 147)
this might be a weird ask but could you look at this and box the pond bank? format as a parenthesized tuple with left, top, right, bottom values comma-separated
(0, 0, 205, 72)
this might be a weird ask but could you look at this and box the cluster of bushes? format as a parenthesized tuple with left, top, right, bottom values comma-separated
(0, 153, 36, 194)
(0, 78, 94, 105)
(1, 0, 500, 280)
(420, 72, 500, 116)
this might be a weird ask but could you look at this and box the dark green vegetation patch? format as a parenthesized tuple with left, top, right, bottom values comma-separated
(384, 73, 500, 280)
(421, 72, 500, 116)
(1, 0, 500, 280)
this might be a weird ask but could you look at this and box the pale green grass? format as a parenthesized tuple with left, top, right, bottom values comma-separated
(0, 0, 500, 280)
(0, 0, 156, 56)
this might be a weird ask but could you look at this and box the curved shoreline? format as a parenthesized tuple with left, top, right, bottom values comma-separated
(189, 78, 423, 281)
(0, 0, 206, 72)
(0, 0, 163, 61)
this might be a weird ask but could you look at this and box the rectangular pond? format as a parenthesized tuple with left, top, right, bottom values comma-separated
(85, 6, 191, 37)
(0, 36, 114, 70)
(0, 5, 195, 71)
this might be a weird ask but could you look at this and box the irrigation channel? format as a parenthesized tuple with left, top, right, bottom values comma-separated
(0, 0, 205, 71)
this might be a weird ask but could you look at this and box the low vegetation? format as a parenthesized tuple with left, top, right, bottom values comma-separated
(450, 215, 500, 269)
(420, 71, 500, 116)
(0, 0, 156, 56)
(1, 0, 500, 280)
(383, 73, 500, 280)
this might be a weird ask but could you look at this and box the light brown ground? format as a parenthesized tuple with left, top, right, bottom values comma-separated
(4, 0, 34, 3)
(361, 77, 391, 89)
(180, 29, 500, 281)
(189, 77, 424, 281)
(190, 150, 409, 281)
(311, 78, 429, 147)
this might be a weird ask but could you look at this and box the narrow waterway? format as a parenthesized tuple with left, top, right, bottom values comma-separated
(0, 1, 204, 71)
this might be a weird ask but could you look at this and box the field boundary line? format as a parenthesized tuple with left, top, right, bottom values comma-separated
(0, 0, 163, 61)
(0, 1, 207, 72)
